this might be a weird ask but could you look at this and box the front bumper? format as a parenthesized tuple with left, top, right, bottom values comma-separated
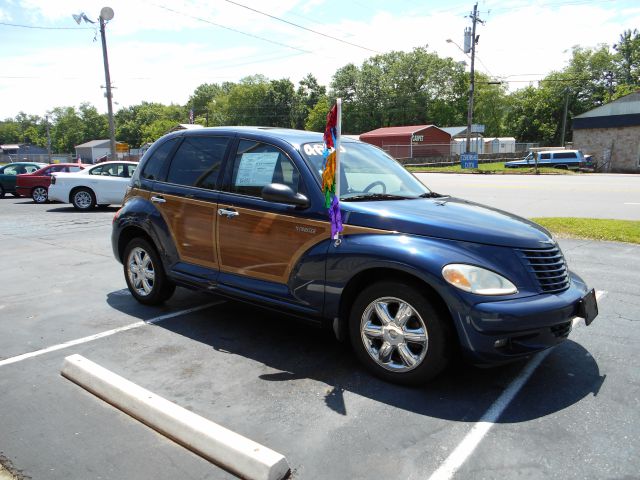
(455, 272, 595, 363)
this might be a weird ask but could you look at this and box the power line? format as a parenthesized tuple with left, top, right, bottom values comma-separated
(222, 0, 381, 54)
(151, 3, 313, 54)
(0, 21, 93, 30)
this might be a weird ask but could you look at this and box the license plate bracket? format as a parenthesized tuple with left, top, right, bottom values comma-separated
(578, 288, 598, 326)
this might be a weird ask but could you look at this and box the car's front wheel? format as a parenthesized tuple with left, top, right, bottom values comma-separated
(349, 281, 452, 385)
(72, 188, 95, 210)
(32, 186, 48, 203)
(123, 238, 176, 305)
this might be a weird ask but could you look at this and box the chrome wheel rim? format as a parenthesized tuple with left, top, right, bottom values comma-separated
(127, 247, 155, 297)
(33, 187, 47, 203)
(360, 296, 428, 372)
(75, 191, 92, 209)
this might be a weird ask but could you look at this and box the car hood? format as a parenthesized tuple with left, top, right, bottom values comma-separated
(341, 196, 553, 249)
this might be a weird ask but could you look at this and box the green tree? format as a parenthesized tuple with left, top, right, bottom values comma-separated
(79, 103, 109, 142)
(329, 47, 468, 133)
(613, 29, 640, 92)
(305, 96, 330, 132)
(50, 107, 84, 152)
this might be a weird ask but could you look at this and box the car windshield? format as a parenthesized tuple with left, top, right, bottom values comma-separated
(300, 142, 431, 200)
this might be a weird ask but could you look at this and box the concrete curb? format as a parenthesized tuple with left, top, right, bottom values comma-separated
(61, 354, 290, 480)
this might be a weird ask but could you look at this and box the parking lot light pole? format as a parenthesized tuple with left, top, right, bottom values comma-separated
(98, 7, 117, 161)
(73, 7, 116, 161)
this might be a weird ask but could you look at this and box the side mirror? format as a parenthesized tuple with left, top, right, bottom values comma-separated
(262, 183, 309, 208)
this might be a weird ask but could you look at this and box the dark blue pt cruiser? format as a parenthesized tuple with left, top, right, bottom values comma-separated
(112, 127, 598, 385)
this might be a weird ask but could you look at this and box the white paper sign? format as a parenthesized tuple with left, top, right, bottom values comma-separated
(235, 152, 279, 186)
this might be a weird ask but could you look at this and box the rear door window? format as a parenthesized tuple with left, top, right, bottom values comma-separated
(141, 138, 179, 181)
(165, 136, 230, 189)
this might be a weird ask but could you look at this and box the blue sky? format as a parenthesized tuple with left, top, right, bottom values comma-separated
(1, 0, 639, 119)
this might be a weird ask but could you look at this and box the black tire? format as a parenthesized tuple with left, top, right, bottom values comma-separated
(349, 281, 452, 385)
(123, 237, 176, 305)
(72, 188, 96, 211)
(0, 185, 4, 198)
(32, 186, 48, 203)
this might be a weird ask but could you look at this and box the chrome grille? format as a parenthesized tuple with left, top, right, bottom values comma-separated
(518, 246, 570, 293)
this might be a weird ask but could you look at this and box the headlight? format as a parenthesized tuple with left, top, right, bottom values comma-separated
(442, 264, 518, 295)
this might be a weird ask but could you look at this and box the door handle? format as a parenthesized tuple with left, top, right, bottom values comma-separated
(218, 208, 239, 218)
(151, 196, 166, 204)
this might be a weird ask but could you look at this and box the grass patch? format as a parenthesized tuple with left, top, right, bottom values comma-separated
(407, 161, 576, 174)
(532, 217, 640, 244)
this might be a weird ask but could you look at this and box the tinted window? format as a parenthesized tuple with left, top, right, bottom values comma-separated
(89, 165, 105, 175)
(166, 136, 230, 189)
(554, 152, 577, 159)
(142, 138, 179, 181)
(229, 140, 301, 197)
(539, 153, 551, 160)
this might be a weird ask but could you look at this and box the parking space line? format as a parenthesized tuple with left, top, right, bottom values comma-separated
(428, 290, 605, 480)
(0, 301, 224, 368)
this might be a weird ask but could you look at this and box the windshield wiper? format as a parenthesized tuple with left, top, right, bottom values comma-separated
(419, 192, 447, 198)
(341, 193, 415, 202)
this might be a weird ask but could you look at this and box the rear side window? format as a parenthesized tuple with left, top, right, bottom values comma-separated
(553, 152, 577, 159)
(227, 140, 301, 197)
(68, 166, 83, 173)
(539, 153, 551, 160)
(165, 136, 230, 189)
(141, 138, 179, 181)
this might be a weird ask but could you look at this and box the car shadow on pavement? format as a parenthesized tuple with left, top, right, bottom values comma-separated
(46, 205, 119, 213)
(107, 290, 605, 424)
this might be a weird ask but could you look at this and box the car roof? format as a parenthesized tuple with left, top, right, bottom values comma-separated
(90, 161, 138, 165)
(166, 126, 359, 147)
(5, 162, 47, 166)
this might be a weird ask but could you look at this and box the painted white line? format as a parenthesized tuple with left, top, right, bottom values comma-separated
(61, 354, 289, 480)
(429, 289, 606, 480)
(623, 202, 640, 205)
(0, 301, 223, 368)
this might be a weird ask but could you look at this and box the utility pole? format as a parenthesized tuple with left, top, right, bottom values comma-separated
(99, 9, 117, 160)
(45, 115, 52, 163)
(560, 89, 569, 147)
(465, 3, 483, 154)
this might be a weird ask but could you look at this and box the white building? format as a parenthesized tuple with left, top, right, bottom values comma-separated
(483, 137, 516, 154)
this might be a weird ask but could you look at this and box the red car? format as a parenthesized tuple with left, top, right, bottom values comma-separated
(16, 163, 90, 203)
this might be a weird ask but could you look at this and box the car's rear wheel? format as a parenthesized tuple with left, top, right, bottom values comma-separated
(32, 186, 48, 203)
(123, 238, 176, 305)
(72, 188, 95, 211)
(349, 281, 452, 385)
(0, 185, 4, 198)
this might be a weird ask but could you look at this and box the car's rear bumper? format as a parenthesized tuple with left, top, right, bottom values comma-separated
(455, 272, 595, 363)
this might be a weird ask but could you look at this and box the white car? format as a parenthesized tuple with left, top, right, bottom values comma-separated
(49, 161, 138, 210)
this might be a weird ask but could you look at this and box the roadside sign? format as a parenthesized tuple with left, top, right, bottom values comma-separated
(461, 152, 478, 169)
(116, 142, 129, 153)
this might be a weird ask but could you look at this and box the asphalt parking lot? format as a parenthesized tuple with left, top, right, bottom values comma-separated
(1, 192, 639, 480)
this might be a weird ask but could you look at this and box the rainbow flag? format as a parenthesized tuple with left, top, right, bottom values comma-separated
(321, 101, 343, 241)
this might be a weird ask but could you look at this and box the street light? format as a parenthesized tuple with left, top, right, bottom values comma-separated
(73, 7, 117, 161)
